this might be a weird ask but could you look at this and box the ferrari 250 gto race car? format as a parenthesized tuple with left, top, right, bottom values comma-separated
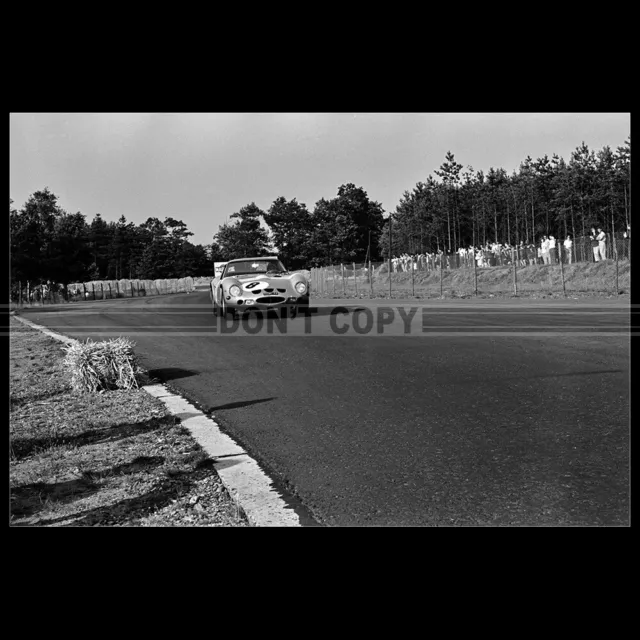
(210, 257, 309, 319)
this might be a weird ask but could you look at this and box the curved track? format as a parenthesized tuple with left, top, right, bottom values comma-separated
(19, 292, 630, 526)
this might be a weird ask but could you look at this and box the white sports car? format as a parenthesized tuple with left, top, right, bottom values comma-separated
(210, 257, 310, 319)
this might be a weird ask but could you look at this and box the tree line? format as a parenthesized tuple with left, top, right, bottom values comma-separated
(381, 137, 630, 258)
(10, 136, 630, 287)
(10, 189, 213, 286)
(210, 137, 630, 266)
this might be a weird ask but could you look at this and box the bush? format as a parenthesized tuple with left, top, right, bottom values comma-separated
(62, 338, 147, 392)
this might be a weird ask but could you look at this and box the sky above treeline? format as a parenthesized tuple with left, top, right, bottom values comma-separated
(10, 113, 630, 246)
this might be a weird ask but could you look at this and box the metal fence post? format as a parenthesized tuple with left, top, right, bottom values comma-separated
(473, 253, 478, 296)
(512, 248, 517, 296)
(440, 257, 444, 298)
(353, 262, 357, 297)
(411, 257, 415, 297)
(18, 281, 22, 308)
(341, 263, 345, 295)
(614, 234, 620, 293)
(559, 245, 566, 297)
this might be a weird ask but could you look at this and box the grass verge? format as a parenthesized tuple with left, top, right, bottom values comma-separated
(9, 317, 250, 527)
(313, 260, 631, 299)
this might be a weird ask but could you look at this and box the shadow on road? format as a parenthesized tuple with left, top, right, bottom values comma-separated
(147, 367, 199, 382)
(206, 397, 276, 412)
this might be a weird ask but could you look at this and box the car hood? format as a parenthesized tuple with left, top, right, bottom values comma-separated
(224, 273, 300, 284)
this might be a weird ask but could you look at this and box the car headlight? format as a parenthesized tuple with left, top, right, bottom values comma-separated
(228, 285, 242, 297)
(295, 281, 307, 294)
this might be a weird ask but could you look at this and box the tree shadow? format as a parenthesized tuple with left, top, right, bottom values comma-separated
(11, 456, 166, 518)
(20, 457, 233, 527)
(10, 415, 175, 460)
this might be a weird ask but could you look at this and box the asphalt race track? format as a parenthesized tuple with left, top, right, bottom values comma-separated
(18, 292, 631, 526)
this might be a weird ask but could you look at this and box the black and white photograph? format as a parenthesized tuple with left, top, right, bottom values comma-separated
(8, 112, 631, 526)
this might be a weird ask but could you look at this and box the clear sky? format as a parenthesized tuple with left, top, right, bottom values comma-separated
(10, 113, 630, 246)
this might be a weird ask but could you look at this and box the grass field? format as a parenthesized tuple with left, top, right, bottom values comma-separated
(9, 317, 250, 527)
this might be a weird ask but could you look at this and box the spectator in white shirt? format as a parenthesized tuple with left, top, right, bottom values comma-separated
(589, 227, 600, 261)
(541, 236, 550, 264)
(596, 227, 607, 260)
(563, 235, 573, 264)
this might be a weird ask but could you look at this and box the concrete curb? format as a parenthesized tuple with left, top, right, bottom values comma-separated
(11, 313, 303, 527)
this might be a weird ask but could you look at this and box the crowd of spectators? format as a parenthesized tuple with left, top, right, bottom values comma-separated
(387, 226, 630, 272)
(389, 242, 551, 272)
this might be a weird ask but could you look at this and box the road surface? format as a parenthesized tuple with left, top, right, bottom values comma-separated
(17, 292, 631, 526)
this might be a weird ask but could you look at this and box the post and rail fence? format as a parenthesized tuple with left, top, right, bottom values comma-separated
(307, 232, 630, 299)
(9, 233, 631, 308)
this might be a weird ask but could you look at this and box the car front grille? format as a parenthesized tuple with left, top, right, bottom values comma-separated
(256, 296, 285, 304)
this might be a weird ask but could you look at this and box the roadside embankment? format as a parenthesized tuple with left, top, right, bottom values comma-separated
(316, 260, 630, 299)
(9, 317, 250, 527)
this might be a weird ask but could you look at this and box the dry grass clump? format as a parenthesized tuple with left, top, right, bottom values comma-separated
(62, 338, 147, 392)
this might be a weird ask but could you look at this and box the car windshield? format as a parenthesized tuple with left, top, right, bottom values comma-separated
(224, 260, 286, 277)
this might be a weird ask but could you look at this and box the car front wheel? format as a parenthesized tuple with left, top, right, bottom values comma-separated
(221, 298, 235, 320)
